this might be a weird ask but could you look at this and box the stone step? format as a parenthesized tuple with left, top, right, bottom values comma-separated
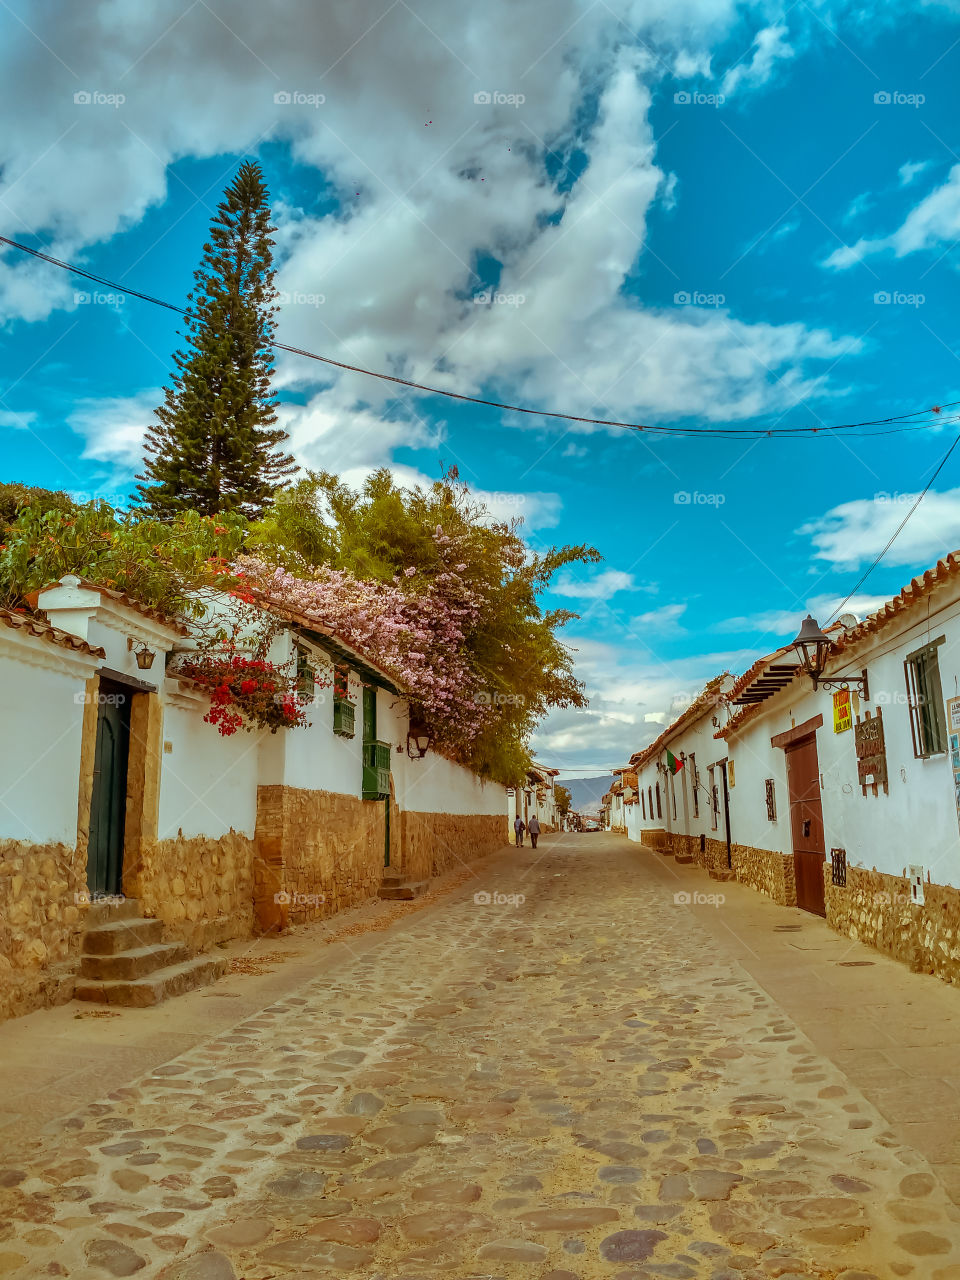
(82, 917, 165, 956)
(79, 941, 190, 982)
(378, 878, 430, 901)
(74, 955, 228, 1008)
(82, 896, 142, 928)
(675, 854, 695, 865)
(709, 868, 735, 882)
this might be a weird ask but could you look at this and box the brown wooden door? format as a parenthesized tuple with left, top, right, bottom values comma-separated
(785, 735, 826, 916)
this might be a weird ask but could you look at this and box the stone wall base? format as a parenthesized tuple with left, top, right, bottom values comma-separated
(136, 831, 256, 951)
(825, 865, 960, 982)
(254, 784, 386, 932)
(399, 812, 508, 882)
(0, 839, 85, 1022)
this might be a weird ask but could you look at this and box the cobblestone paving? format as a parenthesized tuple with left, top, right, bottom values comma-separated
(2, 834, 960, 1279)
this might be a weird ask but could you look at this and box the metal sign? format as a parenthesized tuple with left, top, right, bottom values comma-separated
(833, 688, 852, 734)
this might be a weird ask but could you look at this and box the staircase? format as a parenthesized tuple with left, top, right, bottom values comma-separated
(75, 898, 226, 1008)
(378, 872, 430, 901)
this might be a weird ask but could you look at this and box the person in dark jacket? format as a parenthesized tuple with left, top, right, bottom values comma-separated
(513, 815, 525, 846)
(528, 814, 541, 848)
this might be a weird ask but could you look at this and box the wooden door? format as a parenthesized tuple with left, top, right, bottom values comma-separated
(785, 734, 826, 915)
(87, 681, 131, 896)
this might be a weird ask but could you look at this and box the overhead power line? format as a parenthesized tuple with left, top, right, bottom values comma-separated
(826, 430, 960, 623)
(1, 231, 957, 440)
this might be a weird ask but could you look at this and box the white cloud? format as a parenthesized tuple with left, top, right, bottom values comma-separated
(552, 568, 653, 599)
(721, 24, 794, 97)
(530, 634, 757, 768)
(0, 409, 37, 429)
(799, 487, 960, 571)
(824, 163, 960, 269)
(0, 0, 858, 438)
(899, 159, 930, 187)
(67, 389, 161, 483)
(713, 591, 890, 640)
(630, 601, 687, 633)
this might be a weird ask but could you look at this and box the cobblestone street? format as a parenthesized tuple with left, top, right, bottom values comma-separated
(3, 833, 960, 1279)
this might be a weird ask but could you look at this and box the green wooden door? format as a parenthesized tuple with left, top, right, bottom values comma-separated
(362, 685, 377, 743)
(87, 682, 131, 896)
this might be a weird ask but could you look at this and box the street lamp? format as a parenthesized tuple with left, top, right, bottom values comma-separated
(792, 614, 868, 699)
(406, 722, 433, 759)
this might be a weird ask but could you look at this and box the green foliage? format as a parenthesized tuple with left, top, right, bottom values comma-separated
(0, 500, 246, 618)
(554, 784, 572, 815)
(0, 481, 76, 533)
(136, 162, 296, 519)
(250, 466, 601, 784)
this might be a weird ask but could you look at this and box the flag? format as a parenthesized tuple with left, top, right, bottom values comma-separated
(665, 749, 684, 775)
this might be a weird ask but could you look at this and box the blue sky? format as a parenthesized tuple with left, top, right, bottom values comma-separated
(4, 0, 960, 770)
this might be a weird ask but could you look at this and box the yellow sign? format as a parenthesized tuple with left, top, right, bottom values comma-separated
(833, 688, 852, 734)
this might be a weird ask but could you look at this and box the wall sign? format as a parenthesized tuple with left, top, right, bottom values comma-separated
(854, 707, 888, 797)
(833, 688, 852, 733)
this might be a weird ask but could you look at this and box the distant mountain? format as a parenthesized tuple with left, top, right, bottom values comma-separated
(562, 774, 615, 816)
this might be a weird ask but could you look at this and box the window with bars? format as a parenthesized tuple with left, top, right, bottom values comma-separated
(904, 638, 946, 758)
(690, 754, 699, 818)
(655, 783, 662, 820)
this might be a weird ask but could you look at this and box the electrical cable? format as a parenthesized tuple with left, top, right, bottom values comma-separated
(825, 431, 960, 624)
(1, 232, 956, 441)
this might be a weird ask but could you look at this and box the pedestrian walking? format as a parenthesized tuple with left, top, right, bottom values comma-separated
(528, 814, 541, 848)
(513, 815, 525, 846)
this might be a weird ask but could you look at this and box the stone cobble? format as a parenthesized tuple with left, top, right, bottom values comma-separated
(1, 834, 959, 1278)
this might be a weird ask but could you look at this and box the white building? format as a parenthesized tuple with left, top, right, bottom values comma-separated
(0, 575, 508, 1023)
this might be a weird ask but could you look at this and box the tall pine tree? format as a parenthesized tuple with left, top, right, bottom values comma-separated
(137, 162, 296, 519)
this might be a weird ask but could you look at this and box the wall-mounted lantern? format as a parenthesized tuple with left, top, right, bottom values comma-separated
(406, 722, 433, 759)
(128, 637, 156, 669)
(792, 614, 868, 698)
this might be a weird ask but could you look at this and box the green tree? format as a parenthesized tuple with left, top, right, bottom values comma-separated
(136, 162, 296, 519)
(555, 784, 572, 816)
(249, 466, 601, 783)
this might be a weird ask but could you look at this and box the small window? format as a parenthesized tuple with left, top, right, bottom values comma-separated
(655, 782, 662, 820)
(641, 790, 646, 819)
(904, 639, 946, 758)
(671, 781, 677, 820)
(296, 646, 315, 703)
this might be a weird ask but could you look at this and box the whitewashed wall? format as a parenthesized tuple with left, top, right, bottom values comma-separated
(632, 707, 732, 848)
(404, 750, 506, 816)
(0, 632, 97, 845)
(157, 698, 261, 840)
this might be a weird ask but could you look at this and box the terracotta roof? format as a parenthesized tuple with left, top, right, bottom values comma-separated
(0, 608, 105, 659)
(31, 577, 190, 636)
(833, 550, 960, 652)
(628, 673, 731, 771)
(716, 700, 764, 739)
